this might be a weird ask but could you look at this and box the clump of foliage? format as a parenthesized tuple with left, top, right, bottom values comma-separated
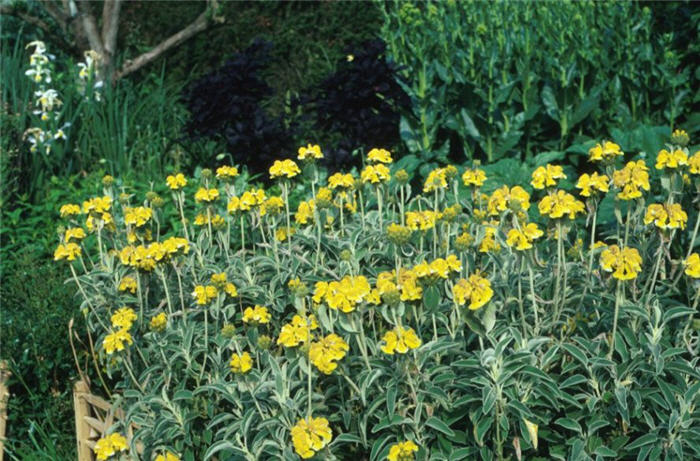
(380, 1, 699, 173)
(55, 131, 699, 459)
(297, 39, 410, 170)
(183, 40, 295, 175)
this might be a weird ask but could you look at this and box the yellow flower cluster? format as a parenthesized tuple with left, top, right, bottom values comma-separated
(261, 196, 284, 216)
(376, 269, 422, 302)
(118, 276, 137, 294)
(613, 160, 650, 200)
(361, 163, 391, 184)
(656, 148, 688, 170)
(452, 273, 493, 310)
(228, 188, 267, 213)
(124, 206, 152, 227)
(685, 253, 700, 278)
(381, 326, 421, 354)
(242, 305, 271, 325)
(60, 203, 81, 217)
(412, 255, 461, 279)
(155, 451, 180, 461)
(54, 242, 81, 261)
(309, 333, 349, 374)
(423, 167, 448, 192)
(119, 237, 189, 271)
(150, 312, 167, 332)
(644, 203, 687, 230)
(295, 200, 316, 225)
(216, 165, 239, 179)
(538, 190, 585, 219)
(313, 276, 375, 312)
(194, 187, 220, 203)
(387, 440, 419, 461)
(405, 210, 441, 231)
(506, 222, 544, 251)
(328, 172, 355, 189)
(531, 164, 566, 189)
(277, 314, 318, 348)
(291, 416, 332, 459)
(479, 224, 501, 253)
(65, 227, 86, 242)
(166, 173, 187, 190)
(269, 159, 301, 179)
(575, 172, 609, 197)
(192, 285, 217, 305)
(103, 307, 137, 355)
(298, 143, 324, 160)
(367, 147, 393, 164)
(93, 433, 128, 461)
(487, 185, 530, 215)
(462, 168, 486, 187)
(689, 151, 700, 174)
(600, 245, 642, 280)
(230, 351, 253, 374)
(588, 141, 623, 162)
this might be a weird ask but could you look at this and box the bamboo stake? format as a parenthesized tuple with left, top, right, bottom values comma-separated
(73, 380, 93, 461)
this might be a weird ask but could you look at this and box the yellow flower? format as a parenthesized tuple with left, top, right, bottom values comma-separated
(291, 417, 332, 459)
(478, 224, 501, 253)
(538, 190, 585, 220)
(387, 440, 419, 461)
(600, 245, 642, 280)
(316, 276, 372, 313)
(242, 305, 271, 325)
(487, 185, 530, 216)
(275, 227, 295, 241)
(111, 307, 137, 330)
(328, 172, 355, 189)
(589, 141, 622, 162)
(297, 143, 323, 160)
(82, 196, 112, 215)
(216, 165, 239, 179)
(103, 329, 133, 354)
(423, 168, 448, 192)
(655, 148, 688, 170)
(453, 273, 493, 310)
(124, 206, 152, 227)
(150, 312, 167, 332)
(155, 451, 180, 461)
(261, 196, 284, 216)
(612, 160, 650, 200)
(684, 253, 700, 278)
(269, 159, 301, 179)
(462, 168, 487, 187)
(192, 285, 218, 305)
(230, 351, 253, 374)
(309, 333, 349, 374)
(531, 164, 566, 189)
(575, 172, 609, 197)
(295, 200, 316, 225)
(688, 151, 700, 174)
(367, 147, 393, 164)
(54, 242, 81, 261)
(194, 187, 219, 203)
(405, 210, 441, 231)
(644, 203, 687, 230)
(59, 203, 81, 217)
(64, 227, 86, 242)
(381, 326, 421, 355)
(93, 433, 128, 461)
(277, 314, 318, 347)
(506, 222, 543, 251)
(166, 173, 187, 190)
(118, 276, 138, 294)
(387, 223, 412, 245)
(361, 164, 391, 184)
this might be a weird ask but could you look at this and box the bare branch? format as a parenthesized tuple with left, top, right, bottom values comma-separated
(101, 0, 121, 61)
(74, 0, 103, 54)
(114, 3, 223, 81)
(0, 3, 79, 55)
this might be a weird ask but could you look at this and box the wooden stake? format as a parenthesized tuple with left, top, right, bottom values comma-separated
(73, 380, 93, 461)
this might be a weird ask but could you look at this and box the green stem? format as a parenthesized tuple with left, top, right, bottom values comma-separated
(608, 282, 622, 360)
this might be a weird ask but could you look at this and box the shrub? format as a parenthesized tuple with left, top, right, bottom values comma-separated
(183, 40, 295, 175)
(54, 131, 700, 460)
(296, 39, 410, 170)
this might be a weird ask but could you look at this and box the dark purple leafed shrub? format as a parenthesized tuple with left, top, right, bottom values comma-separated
(183, 40, 295, 174)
